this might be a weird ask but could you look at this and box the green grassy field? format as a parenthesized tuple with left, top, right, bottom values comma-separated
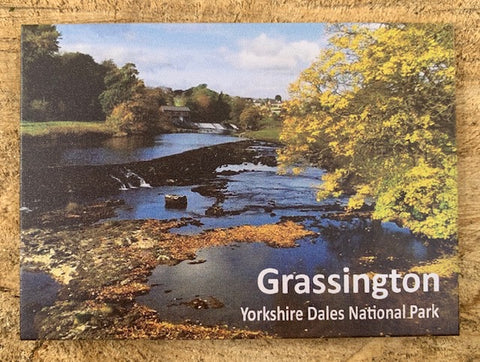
(21, 121, 113, 137)
(21, 121, 283, 143)
(242, 126, 282, 143)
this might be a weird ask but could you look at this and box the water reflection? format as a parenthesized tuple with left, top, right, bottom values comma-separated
(112, 186, 216, 220)
(138, 225, 456, 337)
(22, 133, 457, 337)
(23, 133, 243, 167)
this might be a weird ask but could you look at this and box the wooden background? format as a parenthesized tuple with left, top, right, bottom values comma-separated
(0, 1, 479, 360)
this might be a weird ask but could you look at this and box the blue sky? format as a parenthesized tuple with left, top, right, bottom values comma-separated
(57, 23, 329, 99)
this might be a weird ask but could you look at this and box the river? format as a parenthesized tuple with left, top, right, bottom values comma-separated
(22, 133, 243, 167)
(21, 132, 458, 338)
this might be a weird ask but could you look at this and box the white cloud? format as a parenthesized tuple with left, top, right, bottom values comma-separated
(226, 33, 320, 71)
(58, 29, 326, 99)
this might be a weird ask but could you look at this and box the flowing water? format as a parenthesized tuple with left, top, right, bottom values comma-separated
(130, 155, 456, 336)
(21, 133, 458, 337)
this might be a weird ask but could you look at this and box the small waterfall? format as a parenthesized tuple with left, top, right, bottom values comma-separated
(110, 175, 129, 191)
(125, 169, 152, 188)
(139, 177, 152, 188)
(110, 170, 152, 191)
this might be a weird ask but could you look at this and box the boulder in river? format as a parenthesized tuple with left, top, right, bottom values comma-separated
(205, 205, 225, 216)
(165, 194, 188, 209)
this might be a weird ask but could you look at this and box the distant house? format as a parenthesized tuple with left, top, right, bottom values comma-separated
(160, 106, 191, 126)
(270, 103, 282, 115)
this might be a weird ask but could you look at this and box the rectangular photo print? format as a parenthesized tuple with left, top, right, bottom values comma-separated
(20, 23, 458, 339)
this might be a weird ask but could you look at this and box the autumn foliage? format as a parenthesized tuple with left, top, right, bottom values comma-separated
(279, 24, 456, 239)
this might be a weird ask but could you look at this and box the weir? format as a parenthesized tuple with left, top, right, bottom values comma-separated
(110, 169, 152, 191)
(110, 175, 128, 191)
(21, 140, 258, 212)
(124, 169, 152, 189)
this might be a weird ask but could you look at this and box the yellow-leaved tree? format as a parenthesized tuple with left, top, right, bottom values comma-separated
(278, 24, 456, 239)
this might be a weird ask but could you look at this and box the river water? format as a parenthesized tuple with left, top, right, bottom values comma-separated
(22, 132, 458, 338)
(23, 133, 242, 167)
(20, 269, 60, 339)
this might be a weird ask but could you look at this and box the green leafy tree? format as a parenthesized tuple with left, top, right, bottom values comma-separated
(212, 92, 231, 124)
(279, 24, 456, 239)
(22, 25, 59, 60)
(21, 25, 60, 121)
(184, 84, 214, 122)
(100, 62, 174, 134)
(56, 52, 107, 121)
(21, 26, 110, 122)
(182, 84, 232, 123)
(99, 62, 144, 116)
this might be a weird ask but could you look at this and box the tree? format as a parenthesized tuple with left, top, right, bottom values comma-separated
(56, 52, 107, 121)
(105, 85, 176, 134)
(185, 84, 214, 122)
(212, 92, 231, 124)
(22, 25, 60, 64)
(99, 62, 144, 116)
(278, 24, 456, 239)
(144, 87, 174, 108)
(239, 105, 266, 131)
(143, 87, 174, 131)
(100, 62, 172, 134)
(21, 25, 61, 121)
(21, 26, 111, 122)
(106, 88, 159, 134)
(230, 97, 249, 126)
(181, 84, 232, 123)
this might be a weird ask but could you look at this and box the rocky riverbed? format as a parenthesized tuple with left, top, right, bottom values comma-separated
(20, 140, 316, 339)
(21, 215, 314, 339)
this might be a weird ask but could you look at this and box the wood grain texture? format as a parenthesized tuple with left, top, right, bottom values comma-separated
(1, 1, 479, 360)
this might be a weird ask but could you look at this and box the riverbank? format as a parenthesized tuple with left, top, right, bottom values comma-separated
(21, 121, 281, 145)
(241, 126, 282, 143)
(21, 121, 114, 139)
(21, 203, 458, 339)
